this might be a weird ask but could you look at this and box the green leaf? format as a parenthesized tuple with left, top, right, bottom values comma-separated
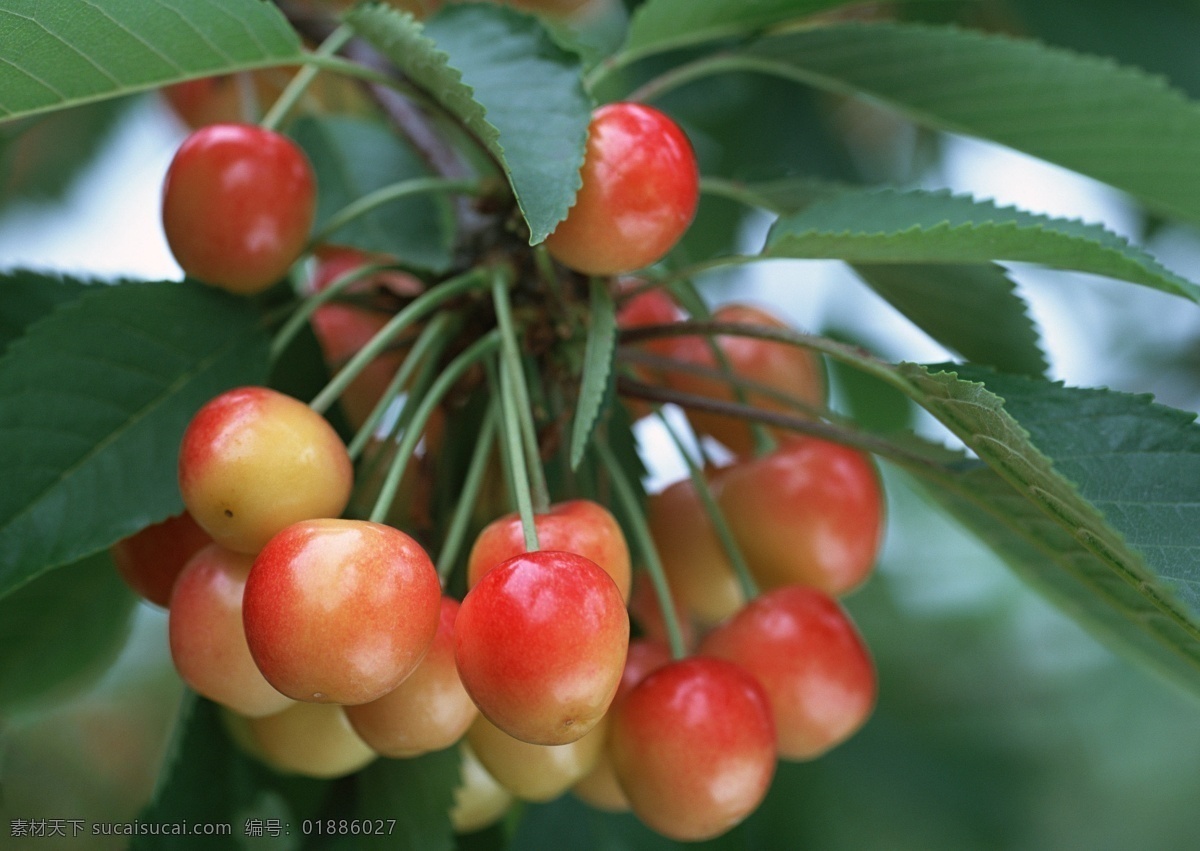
(291, 116, 454, 272)
(0, 281, 270, 599)
(740, 22, 1200, 225)
(764, 188, 1200, 303)
(134, 694, 330, 851)
(0, 549, 135, 713)
(0, 0, 303, 123)
(347, 3, 592, 243)
(0, 269, 90, 355)
(570, 279, 617, 471)
(343, 750, 458, 851)
(852, 264, 1048, 377)
(625, 0, 857, 59)
(895, 365, 1200, 695)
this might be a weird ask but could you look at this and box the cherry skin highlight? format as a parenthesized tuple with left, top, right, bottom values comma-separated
(466, 499, 632, 600)
(177, 386, 353, 555)
(608, 656, 777, 842)
(243, 518, 442, 706)
(700, 585, 877, 760)
(455, 550, 629, 745)
(544, 103, 698, 275)
(161, 123, 315, 294)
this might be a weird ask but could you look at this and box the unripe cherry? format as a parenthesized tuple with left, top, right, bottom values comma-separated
(700, 585, 876, 760)
(243, 519, 441, 705)
(455, 550, 629, 745)
(467, 713, 607, 802)
(466, 500, 632, 600)
(241, 702, 376, 779)
(450, 743, 514, 833)
(344, 596, 477, 757)
(178, 386, 353, 554)
(609, 656, 777, 841)
(168, 543, 293, 717)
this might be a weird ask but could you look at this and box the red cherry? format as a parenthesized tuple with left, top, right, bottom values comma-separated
(466, 500, 632, 601)
(609, 656, 777, 841)
(243, 518, 442, 705)
(700, 586, 876, 760)
(161, 123, 315, 294)
(110, 511, 211, 608)
(545, 103, 699, 275)
(455, 550, 629, 745)
(716, 436, 884, 596)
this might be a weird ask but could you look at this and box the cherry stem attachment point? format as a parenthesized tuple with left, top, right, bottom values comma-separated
(595, 439, 688, 661)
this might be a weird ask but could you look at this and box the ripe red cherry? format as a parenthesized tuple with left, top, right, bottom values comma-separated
(110, 511, 211, 608)
(716, 436, 884, 596)
(700, 586, 876, 760)
(161, 123, 315, 294)
(344, 596, 478, 757)
(178, 386, 353, 554)
(544, 103, 698, 275)
(466, 500, 632, 601)
(455, 550, 629, 745)
(168, 543, 293, 717)
(608, 656, 777, 841)
(666, 303, 827, 456)
(243, 518, 442, 705)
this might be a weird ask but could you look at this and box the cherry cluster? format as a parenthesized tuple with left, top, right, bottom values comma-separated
(113, 57, 885, 841)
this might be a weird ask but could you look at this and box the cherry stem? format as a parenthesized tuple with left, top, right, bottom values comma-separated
(368, 331, 501, 525)
(436, 400, 500, 580)
(595, 439, 688, 661)
(307, 176, 484, 249)
(656, 409, 760, 602)
(347, 311, 458, 460)
(494, 350, 542, 552)
(309, 267, 489, 414)
(491, 270, 551, 514)
(270, 261, 394, 361)
(260, 24, 356, 131)
(669, 279, 777, 457)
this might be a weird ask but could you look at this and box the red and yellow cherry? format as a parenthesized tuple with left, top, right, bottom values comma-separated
(466, 500, 632, 601)
(243, 518, 441, 705)
(455, 550, 629, 745)
(572, 638, 671, 812)
(241, 702, 376, 778)
(699, 585, 876, 760)
(451, 743, 514, 833)
(178, 386, 353, 555)
(110, 511, 211, 608)
(666, 303, 827, 456)
(716, 436, 883, 596)
(647, 476, 744, 626)
(466, 713, 607, 802)
(161, 123, 315, 294)
(608, 656, 776, 841)
(344, 596, 477, 757)
(168, 543, 294, 717)
(544, 103, 698, 275)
